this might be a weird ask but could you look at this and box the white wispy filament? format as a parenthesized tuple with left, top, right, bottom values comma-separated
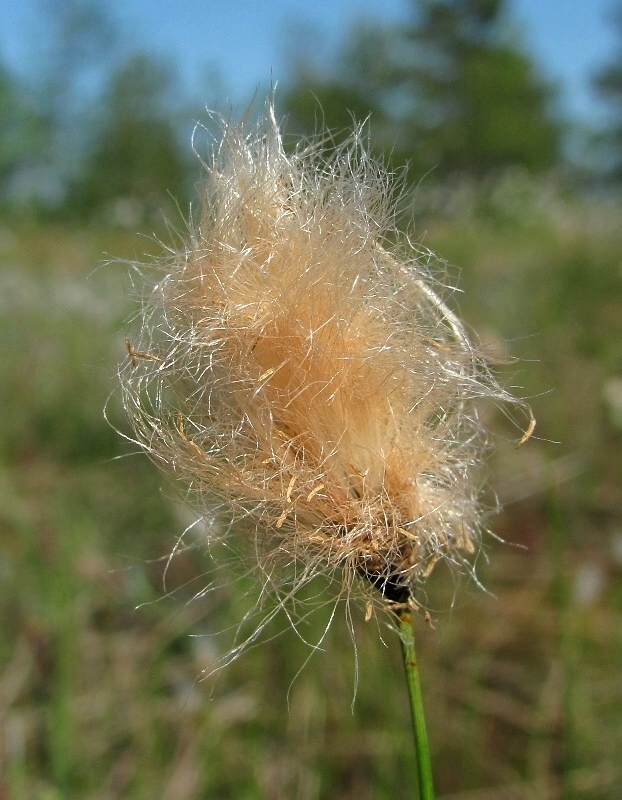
(120, 100, 529, 639)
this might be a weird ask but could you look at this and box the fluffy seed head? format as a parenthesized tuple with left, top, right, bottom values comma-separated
(120, 100, 528, 614)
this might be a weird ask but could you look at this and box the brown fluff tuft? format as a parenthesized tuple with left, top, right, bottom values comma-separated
(120, 100, 529, 619)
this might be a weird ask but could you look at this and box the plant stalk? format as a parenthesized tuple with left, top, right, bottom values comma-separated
(396, 606, 435, 800)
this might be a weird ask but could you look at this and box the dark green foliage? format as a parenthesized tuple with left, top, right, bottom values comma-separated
(593, 5, 622, 180)
(67, 54, 193, 221)
(1, 1, 193, 221)
(282, 0, 561, 179)
(0, 63, 50, 201)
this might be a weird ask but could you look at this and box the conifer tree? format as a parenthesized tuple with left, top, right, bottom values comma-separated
(283, 0, 560, 178)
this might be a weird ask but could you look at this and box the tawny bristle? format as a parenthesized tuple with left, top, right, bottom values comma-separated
(120, 99, 528, 615)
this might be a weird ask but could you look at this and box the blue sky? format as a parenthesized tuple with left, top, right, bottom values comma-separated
(0, 0, 618, 123)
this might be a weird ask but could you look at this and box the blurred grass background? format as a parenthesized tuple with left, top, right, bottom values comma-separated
(1, 1, 622, 798)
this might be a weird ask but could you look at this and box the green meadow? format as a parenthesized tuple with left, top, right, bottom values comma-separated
(1, 174, 621, 798)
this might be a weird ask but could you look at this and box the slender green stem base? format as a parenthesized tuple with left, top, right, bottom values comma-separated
(396, 607, 435, 800)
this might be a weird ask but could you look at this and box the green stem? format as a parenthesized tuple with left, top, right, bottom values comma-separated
(396, 607, 435, 800)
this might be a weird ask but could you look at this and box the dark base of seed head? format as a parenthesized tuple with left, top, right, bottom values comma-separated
(362, 569, 412, 605)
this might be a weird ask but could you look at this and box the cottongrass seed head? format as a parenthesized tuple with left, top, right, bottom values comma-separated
(120, 99, 531, 644)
